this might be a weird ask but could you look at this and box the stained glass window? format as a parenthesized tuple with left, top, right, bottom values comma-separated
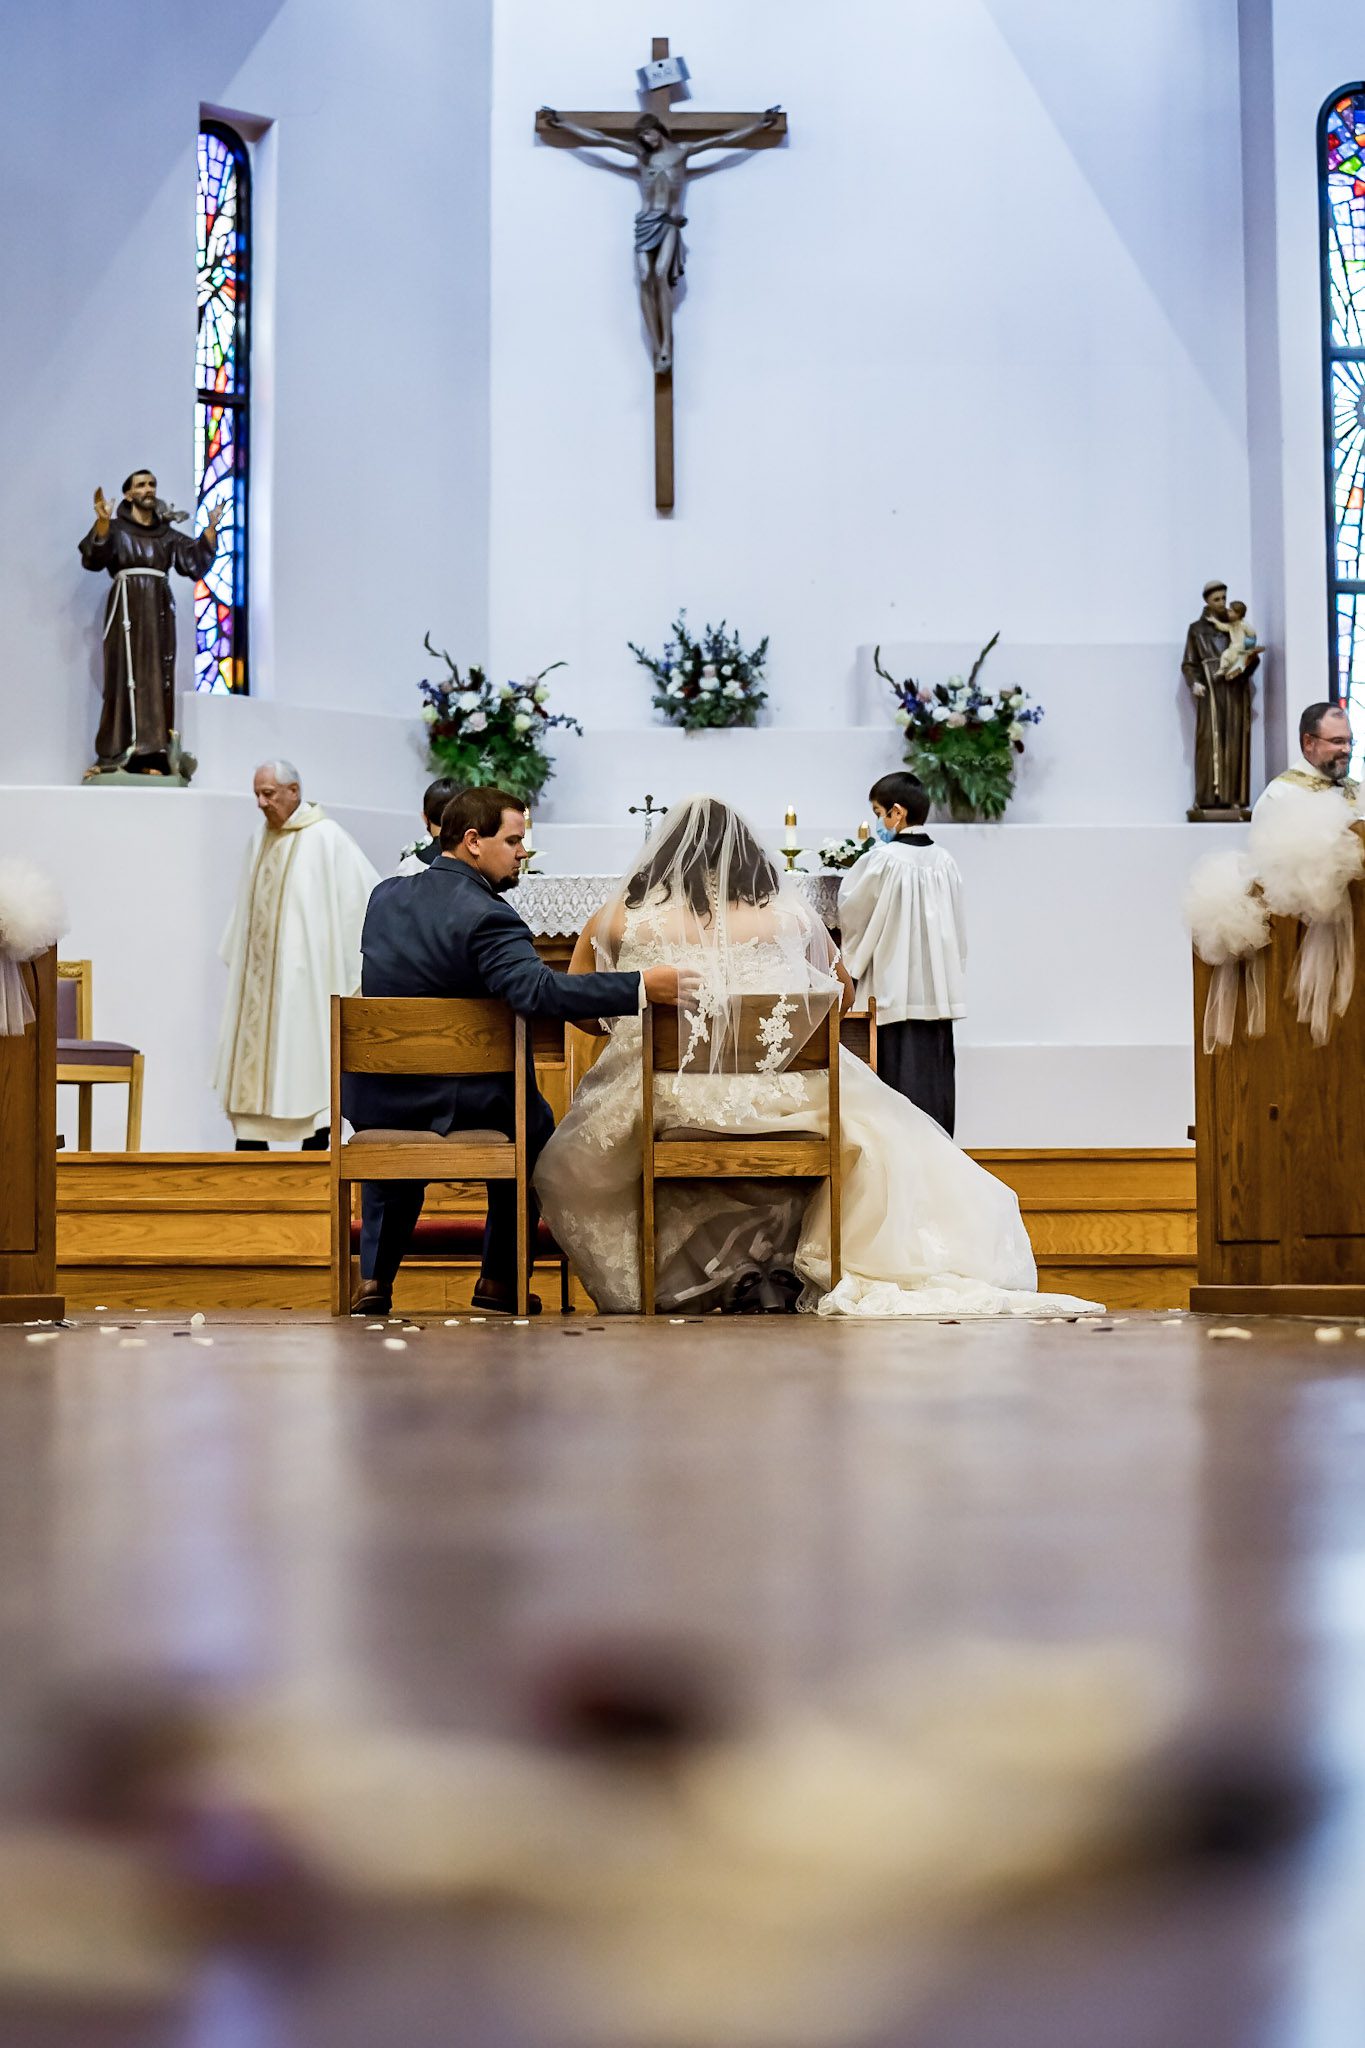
(195, 120, 251, 693)
(1322, 88, 1365, 720)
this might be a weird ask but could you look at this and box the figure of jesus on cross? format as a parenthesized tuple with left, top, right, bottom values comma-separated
(536, 40, 787, 509)
(538, 98, 781, 375)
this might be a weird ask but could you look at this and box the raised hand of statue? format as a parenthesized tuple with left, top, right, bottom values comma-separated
(539, 105, 561, 125)
(93, 485, 114, 534)
(763, 104, 782, 124)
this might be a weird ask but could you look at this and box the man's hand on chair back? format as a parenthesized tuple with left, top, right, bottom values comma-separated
(642, 965, 703, 1007)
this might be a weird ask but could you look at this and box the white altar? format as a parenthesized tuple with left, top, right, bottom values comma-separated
(515, 870, 841, 937)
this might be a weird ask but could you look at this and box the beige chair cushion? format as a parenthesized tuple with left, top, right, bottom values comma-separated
(347, 1128, 510, 1145)
(656, 1125, 817, 1143)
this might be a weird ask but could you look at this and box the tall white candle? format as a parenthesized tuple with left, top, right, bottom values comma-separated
(784, 804, 798, 850)
(523, 816, 534, 855)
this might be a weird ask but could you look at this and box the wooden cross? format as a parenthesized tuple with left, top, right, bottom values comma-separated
(536, 38, 787, 513)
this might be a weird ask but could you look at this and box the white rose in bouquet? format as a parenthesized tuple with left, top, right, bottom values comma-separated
(1008, 720, 1026, 743)
(421, 704, 438, 725)
(893, 708, 910, 728)
(700, 677, 719, 694)
(466, 710, 487, 732)
(722, 680, 743, 698)
(457, 690, 481, 712)
(701, 664, 718, 680)
(533, 683, 549, 704)
(946, 711, 967, 728)
(499, 682, 516, 700)
(513, 712, 533, 733)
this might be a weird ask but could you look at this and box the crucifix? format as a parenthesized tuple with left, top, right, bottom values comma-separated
(628, 793, 668, 839)
(537, 39, 787, 513)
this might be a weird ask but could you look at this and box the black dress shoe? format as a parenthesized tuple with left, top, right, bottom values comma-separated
(724, 1266, 801, 1315)
(350, 1283, 392, 1317)
(470, 1282, 542, 1315)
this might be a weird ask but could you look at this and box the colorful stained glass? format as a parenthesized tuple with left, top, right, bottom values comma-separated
(194, 123, 250, 693)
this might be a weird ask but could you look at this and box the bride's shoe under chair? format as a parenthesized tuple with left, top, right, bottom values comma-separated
(329, 995, 533, 1317)
(639, 997, 843, 1316)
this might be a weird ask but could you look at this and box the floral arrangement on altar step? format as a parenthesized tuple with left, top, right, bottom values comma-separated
(819, 833, 873, 872)
(629, 612, 770, 731)
(418, 635, 581, 803)
(874, 633, 1042, 822)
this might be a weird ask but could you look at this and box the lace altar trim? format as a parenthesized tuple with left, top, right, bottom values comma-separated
(513, 872, 840, 937)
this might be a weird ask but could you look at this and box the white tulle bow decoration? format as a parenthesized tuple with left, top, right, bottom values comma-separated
(0, 859, 69, 1036)
(1250, 800, 1365, 1045)
(1182, 849, 1270, 1052)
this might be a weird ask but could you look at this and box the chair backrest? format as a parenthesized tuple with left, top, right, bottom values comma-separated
(648, 995, 836, 1074)
(56, 960, 92, 1040)
(336, 996, 519, 1076)
(566, 1023, 609, 1098)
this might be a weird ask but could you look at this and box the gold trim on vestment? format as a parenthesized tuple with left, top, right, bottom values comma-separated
(1276, 767, 1360, 799)
(224, 806, 322, 1116)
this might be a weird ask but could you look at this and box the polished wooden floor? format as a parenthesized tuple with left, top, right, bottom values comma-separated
(2, 1308, 1364, 2045)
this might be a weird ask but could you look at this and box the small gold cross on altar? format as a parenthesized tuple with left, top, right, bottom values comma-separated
(536, 38, 787, 513)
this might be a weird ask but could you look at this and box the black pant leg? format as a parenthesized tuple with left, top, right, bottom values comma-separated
(479, 1086, 555, 1286)
(370, 1182, 427, 1291)
(359, 1183, 384, 1281)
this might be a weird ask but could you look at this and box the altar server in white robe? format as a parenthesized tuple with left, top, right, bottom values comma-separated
(214, 761, 379, 1149)
(1252, 701, 1359, 819)
(837, 773, 965, 1136)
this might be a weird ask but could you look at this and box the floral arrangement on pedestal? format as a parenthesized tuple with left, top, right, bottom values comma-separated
(418, 635, 581, 803)
(629, 612, 769, 731)
(874, 633, 1043, 822)
(819, 833, 873, 872)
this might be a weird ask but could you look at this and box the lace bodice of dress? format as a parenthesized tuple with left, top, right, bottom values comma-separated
(615, 895, 828, 993)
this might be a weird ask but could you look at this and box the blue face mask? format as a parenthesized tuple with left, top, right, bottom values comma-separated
(873, 820, 897, 842)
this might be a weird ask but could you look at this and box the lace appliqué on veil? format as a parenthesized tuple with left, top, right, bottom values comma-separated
(756, 995, 799, 1074)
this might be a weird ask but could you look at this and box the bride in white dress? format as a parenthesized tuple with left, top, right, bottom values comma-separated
(534, 797, 1100, 1318)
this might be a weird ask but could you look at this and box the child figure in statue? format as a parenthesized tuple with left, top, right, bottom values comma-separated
(836, 773, 966, 1137)
(1217, 601, 1259, 680)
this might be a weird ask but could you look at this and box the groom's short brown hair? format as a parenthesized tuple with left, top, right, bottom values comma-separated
(439, 786, 526, 848)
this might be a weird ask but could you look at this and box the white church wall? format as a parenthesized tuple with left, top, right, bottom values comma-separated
(1247, 0, 1359, 764)
(488, 0, 1253, 810)
(0, 0, 491, 788)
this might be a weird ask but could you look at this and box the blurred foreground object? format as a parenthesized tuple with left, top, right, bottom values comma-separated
(0, 1642, 1316, 2048)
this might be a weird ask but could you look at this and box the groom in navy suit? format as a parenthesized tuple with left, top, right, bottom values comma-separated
(346, 786, 694, 1314)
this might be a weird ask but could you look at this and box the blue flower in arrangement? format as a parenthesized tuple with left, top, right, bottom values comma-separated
(630, 611, 770, 731)
(874, 634, 1043, 822)
(418, 635, 581, 802)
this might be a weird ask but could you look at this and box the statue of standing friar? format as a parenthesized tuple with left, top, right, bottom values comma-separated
(79, 468, 219, 779)
(1182, 578, 1260, 819)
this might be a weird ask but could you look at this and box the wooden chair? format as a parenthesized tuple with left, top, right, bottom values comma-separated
(640, 997, 842, 1315)
(330, 996, 531, 1317)
(842, 998, 878, 1073)
(56, 960, 145, 1151)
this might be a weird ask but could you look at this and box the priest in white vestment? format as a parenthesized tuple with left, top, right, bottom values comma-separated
(1253, 701, 1359, 819)
(214, 761, 380, 1149)
(837, 774, 966, 1136)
